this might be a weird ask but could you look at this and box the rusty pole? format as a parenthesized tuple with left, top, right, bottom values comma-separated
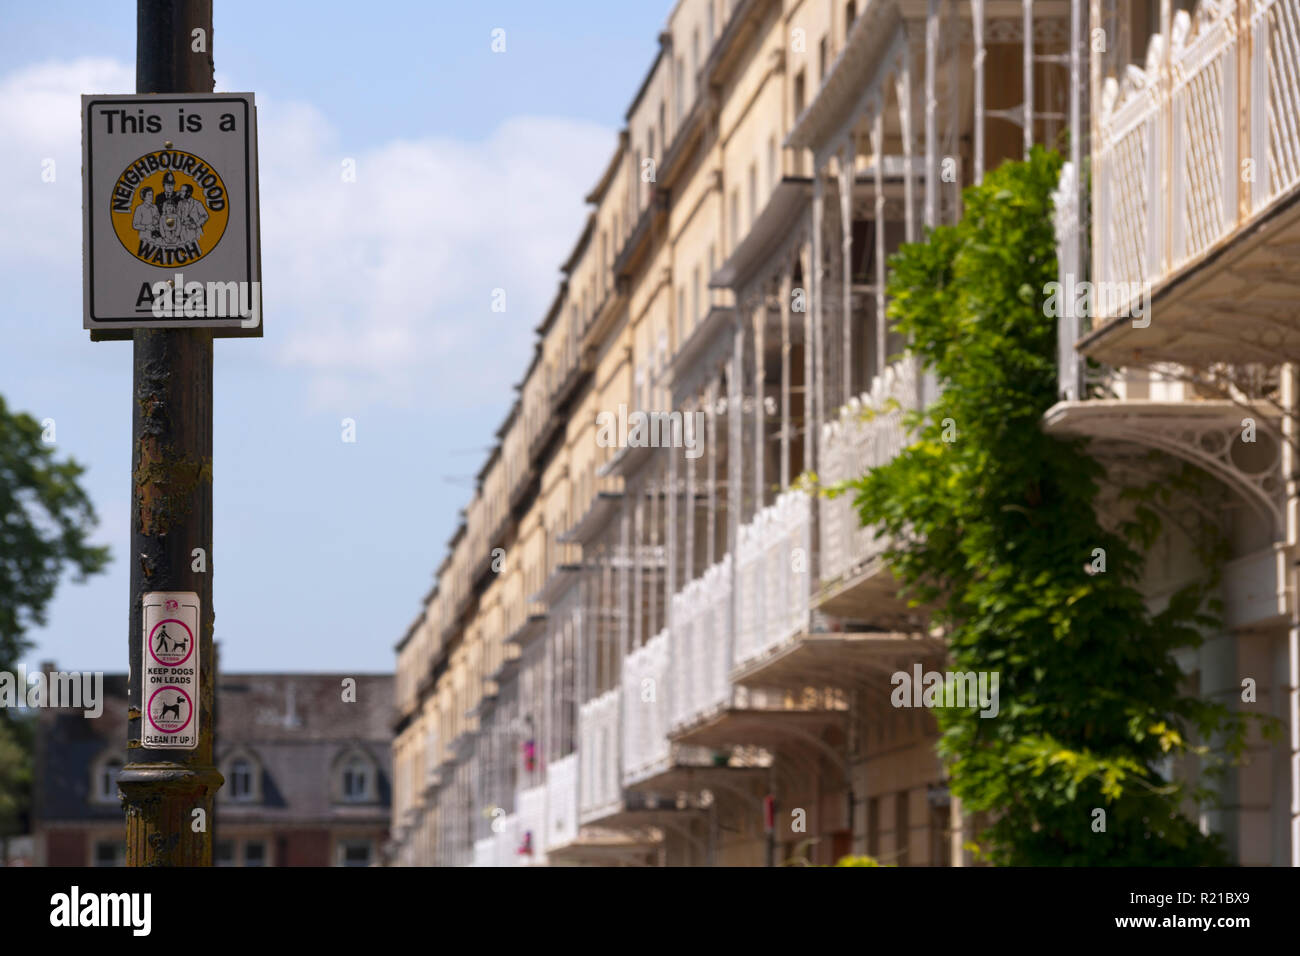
(119, 0, 223, 866)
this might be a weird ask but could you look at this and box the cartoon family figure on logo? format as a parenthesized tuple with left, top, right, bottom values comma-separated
(132, 171, 210, 248)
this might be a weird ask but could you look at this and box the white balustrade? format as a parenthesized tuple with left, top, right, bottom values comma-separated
(1254, 0, 1300, 208)
(579, 687, 622, 823)
(1093, 2, 1300, 319)
(546, 752, 579, 849)
(1169, 4, 1237, 267)
(622, 629, 670, 784)
(668, 556, 732, 731)
(494, 812, 518, 868)
(516, 784, 547, 865)
(473, 835, 495, 868)
(819, 357, 920, 586)
(732, 490, 812, 670)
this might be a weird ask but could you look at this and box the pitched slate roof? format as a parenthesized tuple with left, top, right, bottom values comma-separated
(34, 672, 394, 825)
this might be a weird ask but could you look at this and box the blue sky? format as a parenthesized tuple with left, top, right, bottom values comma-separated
(2, 0, 669, 673)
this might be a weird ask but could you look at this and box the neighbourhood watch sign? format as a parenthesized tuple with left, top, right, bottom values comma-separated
(81, 92, 262, 333)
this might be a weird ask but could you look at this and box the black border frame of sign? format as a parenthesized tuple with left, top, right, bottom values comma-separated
(84, 93, 262, 340)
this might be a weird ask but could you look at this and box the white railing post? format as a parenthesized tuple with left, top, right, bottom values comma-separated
(1223, 9, 1239, 238)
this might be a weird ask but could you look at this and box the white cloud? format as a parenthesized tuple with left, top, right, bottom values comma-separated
(0, 58, 133, 267)
(258, 104, 615, 410)
(0, 57, 617, 413)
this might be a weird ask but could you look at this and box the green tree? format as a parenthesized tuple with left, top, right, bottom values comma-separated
(0, 394, 110, 666)
(0, 393, 110, 852)
(0, 715, 33, 863)
(844, 147, 1250, 865)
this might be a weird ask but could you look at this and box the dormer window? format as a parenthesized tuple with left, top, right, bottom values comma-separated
(343, 758, 369, 801)
(230, 759, 254, 800)
(91, 753, 124, 804)
(220, 748, 263, 804)
(333, 747, 379, 804)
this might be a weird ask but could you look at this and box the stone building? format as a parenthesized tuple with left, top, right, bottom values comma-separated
(391, 0, 1299, 867)
(33, 669, 392, 866)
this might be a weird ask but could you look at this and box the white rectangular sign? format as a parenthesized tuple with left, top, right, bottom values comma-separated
(141, 591, 200, 750)
(81, 92, 261, 332)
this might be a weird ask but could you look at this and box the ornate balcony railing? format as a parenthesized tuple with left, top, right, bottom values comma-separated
(1094, 1, 1300, 320)
(515, 784, 547, 865)
(546, 753, 579, 849)
(579, 687, 622, 823)
(668, 557, 732, 732)
(819, 356, 921, 586)
(473, 835, 495, 868)
(493, 812, 518, 868)
(732, 490, 813, 670)
(622, 629, 671, 785)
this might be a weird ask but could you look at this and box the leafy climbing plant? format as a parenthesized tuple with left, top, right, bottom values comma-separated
(846, 147, 1258, 865)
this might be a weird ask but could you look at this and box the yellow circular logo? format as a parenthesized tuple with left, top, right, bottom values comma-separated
(110, 149, 229, 267)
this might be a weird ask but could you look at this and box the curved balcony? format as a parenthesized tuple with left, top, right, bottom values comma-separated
(622, 629, 671, 785)
(817, 356, 926, 627)
(1086, 0, 1300, 366)
(668, 557, 732, 733)
(545, 752, 579, 852)
(579, 688, 622, 825)
(732, 490, 813, 672)
(515, 784, 547, 866)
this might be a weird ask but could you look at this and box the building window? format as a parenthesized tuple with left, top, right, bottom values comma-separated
(895, 790, 911, 866)
(230, 758, 255, 802)
(244, 841, 267, 867)
(793, 69, 806, 116)
(748, 162, 758, 228)
(819, 36, 828, 84)
(675, 56, 685, 125)
(93, 755, 123, 803)
(929, 803, 952, 867)
(94, 840, 125, 867)
(866, 796, 880, 858)
(707, 2, 715, 42)
(634, 148, 643, 207)
(340, 752, 375, 803)
(846, 1, 857, 31)
(769, 136, 779, 191)
(692, 265, 701, 327)
(729, 190, 740, 253)
(339, 840, 372, 867)
(215, 840, 236, 867)
(692, 28, 701, 94)
(678, 286, 687, 345)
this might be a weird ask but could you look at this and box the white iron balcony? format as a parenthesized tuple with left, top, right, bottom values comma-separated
(1084, 0, 1300, 367)
(817, 355, 931, 627)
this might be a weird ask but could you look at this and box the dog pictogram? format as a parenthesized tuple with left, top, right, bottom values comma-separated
(146, 685, 193, 734)
(158, 695, 185, 722)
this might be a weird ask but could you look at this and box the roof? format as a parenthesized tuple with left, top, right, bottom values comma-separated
(35, 673, 394, 825)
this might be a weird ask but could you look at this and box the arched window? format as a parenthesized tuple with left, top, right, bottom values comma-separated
(343, 756, 370, 801)
(220, 749, 263, 803)
(334, 748, 378, 804)
(230, 758, 254, 801)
